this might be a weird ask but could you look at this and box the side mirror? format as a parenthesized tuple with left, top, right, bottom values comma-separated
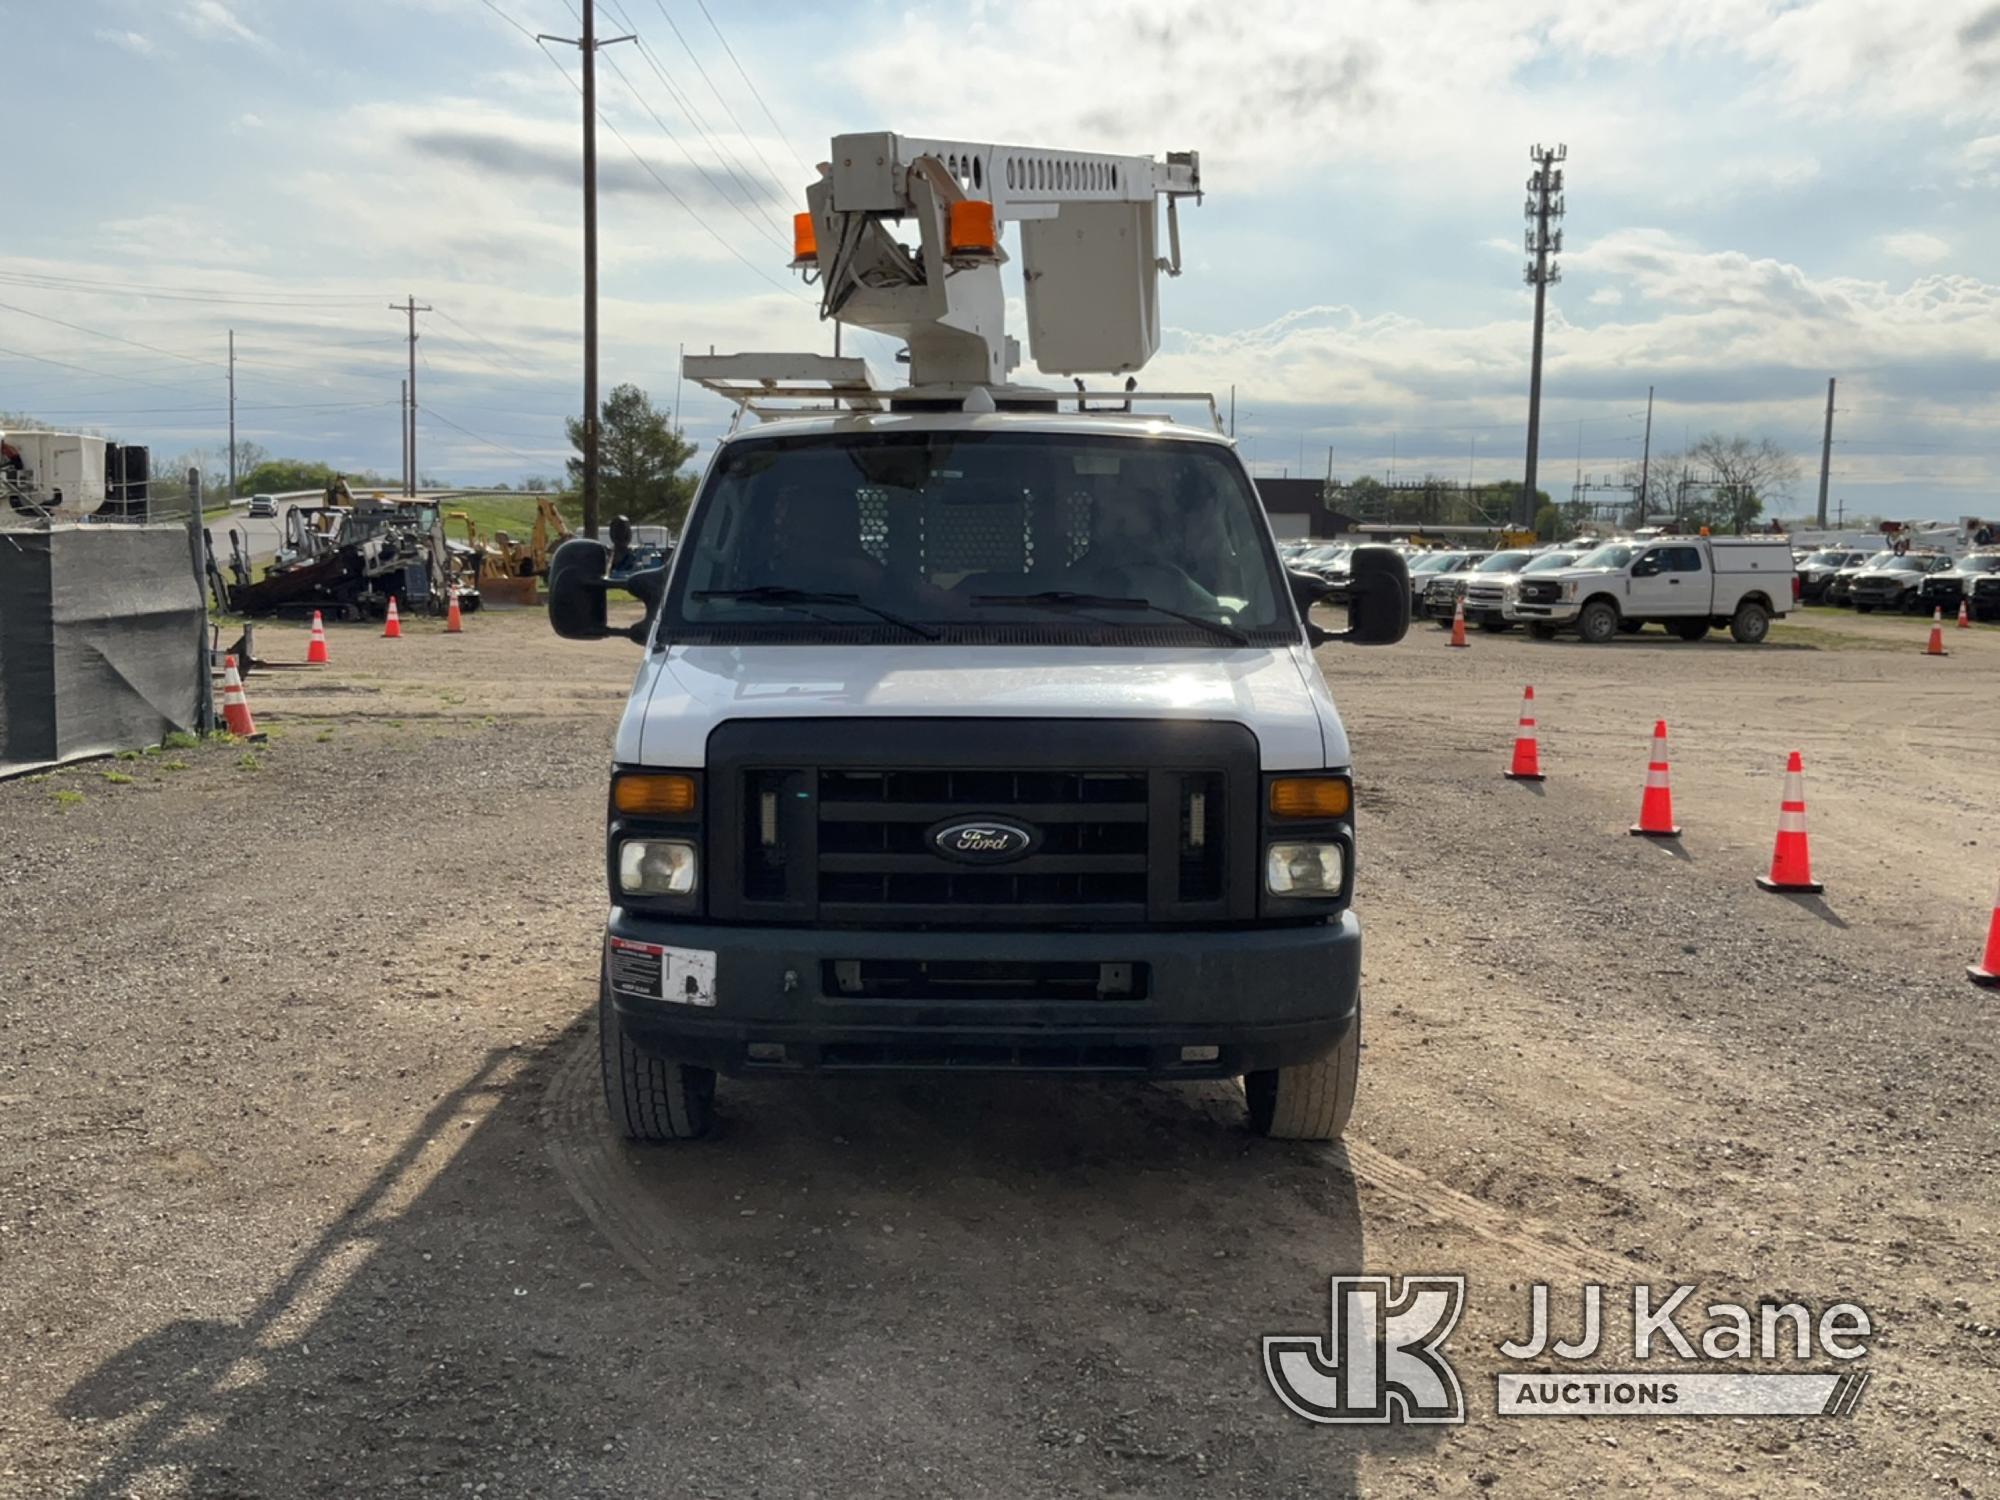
(1287, 568, 1330, 616)
(548, 538, 613, 640)
(1631, 557, 1660, 577)
(1342, 545, 1410, 645)
(550, 537, 668, 645)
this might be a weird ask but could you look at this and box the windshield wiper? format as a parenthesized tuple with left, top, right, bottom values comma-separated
(692, 586, 940, 640)
(972, 590, 1250, 645)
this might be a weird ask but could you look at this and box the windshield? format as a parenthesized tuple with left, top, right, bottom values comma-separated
(1409, 553, 1465, 574)
(1523, 552, 1578, 574)
(1474, 551, 1534, 573)
(660, 430, 1293, 646)
(1959, 554, 2000, 572)
(1573, 544, 1636, 569)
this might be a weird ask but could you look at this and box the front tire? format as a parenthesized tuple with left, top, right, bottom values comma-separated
(1730, 600, 1771, 644)
(1577, 600, 1620, 643)
(600, 967, 716, 1141)
(1245, 1005, 1360, 1142)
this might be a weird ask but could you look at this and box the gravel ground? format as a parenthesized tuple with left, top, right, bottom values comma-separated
(1, 601, 1996, 1498)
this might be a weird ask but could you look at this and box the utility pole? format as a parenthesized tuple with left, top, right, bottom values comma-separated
(1815, 376, 1836, 529)
(390, 294, 431, 496)
(674, 342, 684, 434)
(1228, 385, 1236, 438)
(1638, 385, 1653, 517)
(227, 328, 236, 500)
(1520, 143, 1567, 528)
(541, 13, 634, 539)
(400, 378, 409, 493)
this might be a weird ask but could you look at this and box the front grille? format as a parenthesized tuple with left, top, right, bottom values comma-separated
(1465, 584, 1508, 607)
(823, 958, 1147, 1002)
(818, 767, 1152, 916)
(1519, 579, 1560, 604)
(703, 719, 1261, 927)
(813, 1039, 1152, 1071)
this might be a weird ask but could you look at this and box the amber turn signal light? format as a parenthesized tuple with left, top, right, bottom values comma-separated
(614, 772, 697, 817)
(1268, 776, 1351, 818)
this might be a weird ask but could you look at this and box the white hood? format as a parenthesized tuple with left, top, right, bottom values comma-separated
(614, 644, 1347, 771)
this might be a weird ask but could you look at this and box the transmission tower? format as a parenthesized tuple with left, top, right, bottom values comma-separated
(1519, 143, 1567, 528)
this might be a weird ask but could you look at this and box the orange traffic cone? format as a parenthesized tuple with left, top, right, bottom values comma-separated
(1970, 876, 2000, 989)
(1924, 606, 1948, 656)
(1630, 720, 1681, 838)
(220, 654, 258, 737)
(1755, 751, 1823, 894)
(306, 609, 330, 665)
(1968, 875, 2000, 989)
(383, 596, 402, 639)
(444, 590, 463, 633)
(1958, 600, 1972, 630)
(1448, 596, 1469, 648)
(1503, 686, 1545, 781)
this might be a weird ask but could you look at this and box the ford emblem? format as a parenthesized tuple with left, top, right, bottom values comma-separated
(928, 818, 1038, 865)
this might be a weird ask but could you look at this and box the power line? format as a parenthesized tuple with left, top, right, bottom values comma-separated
(0, 297, 227, 371)
(420, 404, 553, 464)
(429, 307, 547, 377)
(689, 0, 813, 177)
(594, 46, 789, 253)
(532, 38, 804, 296)
(632, 0, 800, 224)
(0, 268, 380, 307)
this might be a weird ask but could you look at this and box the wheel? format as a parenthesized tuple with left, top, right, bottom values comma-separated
(599, 966, 716, 1141)
(1245, 1003, 1360, 1142)
(1528, 623, 1560, 640)
(1671, 619, 1710, 642)
(1577, 600, 1620, 643)
(1477, 620, 1511, 633)
(1730, 600, 1771, 644)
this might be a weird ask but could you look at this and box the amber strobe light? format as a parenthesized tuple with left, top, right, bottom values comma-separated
(1268, 776, 1352, 819)
(791, 212, 818, 265)
(947, 199, 998, 257)
(614, 772, 697, 817)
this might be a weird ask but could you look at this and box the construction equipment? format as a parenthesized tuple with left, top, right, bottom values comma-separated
(479, 496, 575, 605)
(228, 497, 482, 620)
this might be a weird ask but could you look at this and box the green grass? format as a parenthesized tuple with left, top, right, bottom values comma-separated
(162, 730, 200, 751)
(1767, 622, 1906, 652)
(315, 728, 336, 743)
(235, 753, 262, 771)
(101, 771, 133, 785)
(161, 759, 190, 772)
(445, 494, 578, 542)
(51, 789, 83, 809)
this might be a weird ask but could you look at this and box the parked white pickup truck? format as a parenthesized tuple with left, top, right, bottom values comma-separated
(1506, 536, 1798, 643)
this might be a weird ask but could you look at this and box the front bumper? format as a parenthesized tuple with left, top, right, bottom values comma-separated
(603, 909, 1361, 1078)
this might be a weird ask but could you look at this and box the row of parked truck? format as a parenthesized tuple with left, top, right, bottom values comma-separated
(1794, 545, 2000, 618)
(1283, 534, 1799, 644)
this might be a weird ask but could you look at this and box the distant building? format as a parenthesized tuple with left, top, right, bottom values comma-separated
(1255, 478, 1352, 540)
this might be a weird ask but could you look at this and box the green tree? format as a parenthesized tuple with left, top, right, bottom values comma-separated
(566, 383, 699, 529)
(1532, 502, 1565, 541)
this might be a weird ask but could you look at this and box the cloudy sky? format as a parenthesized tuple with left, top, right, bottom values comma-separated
(5, 0, 1998, 520)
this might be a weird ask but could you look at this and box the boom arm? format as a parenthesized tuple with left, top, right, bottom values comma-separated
(806, 131, 1201, 388)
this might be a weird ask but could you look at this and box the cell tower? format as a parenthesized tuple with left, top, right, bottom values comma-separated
(1519, 143, 1567, 528)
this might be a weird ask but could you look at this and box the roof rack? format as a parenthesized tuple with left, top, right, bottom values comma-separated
(686, 354, 1223, 434)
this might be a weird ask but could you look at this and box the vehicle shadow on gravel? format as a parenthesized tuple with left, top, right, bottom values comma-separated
(58, 1023, 1443, 1497)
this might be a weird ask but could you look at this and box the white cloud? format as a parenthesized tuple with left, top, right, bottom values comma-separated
(235, 112, 264, 131)
(1882, 231, 1951, 266)
(1588, 288, 1624, 306)
(1960, 133, 2000, 185)
(177, 0, 270, 51)
(93, 27, 154, 55)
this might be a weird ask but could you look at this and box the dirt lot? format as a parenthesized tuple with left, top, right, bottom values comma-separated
(2, 602, 1997, 1498)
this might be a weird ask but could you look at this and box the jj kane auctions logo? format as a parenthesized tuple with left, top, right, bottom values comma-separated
(1265, 1278, 1874, 1423)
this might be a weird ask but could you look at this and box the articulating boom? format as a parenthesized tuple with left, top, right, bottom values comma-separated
(800, 131, 1201, 390)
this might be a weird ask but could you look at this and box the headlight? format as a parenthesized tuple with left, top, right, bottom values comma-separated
(1561, 581, 1579, 600)
(1266, 842, 1346, 898)
(619, 839, 697, 895)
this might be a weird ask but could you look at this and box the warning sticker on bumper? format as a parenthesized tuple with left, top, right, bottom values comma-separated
(609, 938, 717, 1007)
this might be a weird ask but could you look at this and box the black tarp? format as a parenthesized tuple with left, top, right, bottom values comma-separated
(0, 524, 204, 777)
